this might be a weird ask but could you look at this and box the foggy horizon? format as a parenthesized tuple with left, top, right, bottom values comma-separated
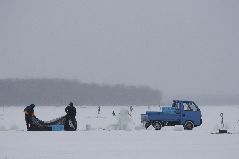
(1, 0, 239, 99)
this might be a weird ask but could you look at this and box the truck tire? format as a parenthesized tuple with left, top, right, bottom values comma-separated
(184, 121, 194, 130)
(145, 122, 151, 129)
(153, 121, 162, 130)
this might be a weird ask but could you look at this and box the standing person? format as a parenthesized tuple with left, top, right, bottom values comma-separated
(65, 102, 77, 130)
(112, 110, 116, 116)
(98, 106, 101, 114)
(24, 104, 35, 130)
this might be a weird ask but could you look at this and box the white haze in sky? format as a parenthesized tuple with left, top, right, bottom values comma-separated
(0, 0, 239, 96)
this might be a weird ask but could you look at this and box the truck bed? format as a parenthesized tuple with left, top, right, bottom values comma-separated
(141, 111, 180, 123)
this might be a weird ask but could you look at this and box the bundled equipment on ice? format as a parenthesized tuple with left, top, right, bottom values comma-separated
(24, 103, 77, 131)
(28, 115, 77, 131)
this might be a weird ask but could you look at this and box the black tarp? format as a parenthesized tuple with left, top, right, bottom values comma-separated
(28, 115, 77, 131)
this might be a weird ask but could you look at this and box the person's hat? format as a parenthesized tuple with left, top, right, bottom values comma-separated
(69, 102, 73, 106)
(30, 104, 35, 108)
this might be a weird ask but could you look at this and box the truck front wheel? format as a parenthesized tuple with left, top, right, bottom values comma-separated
(184, 121, 194, 130)
(153, 121, 162, 130)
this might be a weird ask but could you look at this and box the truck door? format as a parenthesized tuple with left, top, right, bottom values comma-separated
(181, 102, 201, 126)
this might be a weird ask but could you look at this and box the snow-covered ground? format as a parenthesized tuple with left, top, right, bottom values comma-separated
(1, 105, 239, 159)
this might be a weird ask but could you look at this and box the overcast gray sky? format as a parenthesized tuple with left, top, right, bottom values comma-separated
(0, 0, 239, 96)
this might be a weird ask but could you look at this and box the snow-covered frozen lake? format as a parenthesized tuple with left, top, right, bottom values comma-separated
(1, 105, 239, 159)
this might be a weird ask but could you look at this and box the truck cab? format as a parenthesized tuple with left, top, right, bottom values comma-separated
(141, 100, 202, 130)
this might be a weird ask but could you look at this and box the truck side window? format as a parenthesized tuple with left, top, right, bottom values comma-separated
(183, 103, 192, 111)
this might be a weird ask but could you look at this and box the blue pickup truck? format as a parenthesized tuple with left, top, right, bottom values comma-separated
(141, 100, 202, 130)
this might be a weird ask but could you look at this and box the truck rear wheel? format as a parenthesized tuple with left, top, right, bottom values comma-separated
(184, 121, 194, 130)
(153, 121, 162, 130)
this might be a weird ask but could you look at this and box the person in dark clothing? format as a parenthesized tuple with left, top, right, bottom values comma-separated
(65, 102, 77, 117)
(65, 102, 77, 130)
(112, 110, 116, 116)
(24, 104, 35, 130)
(98, 106, 101, 114)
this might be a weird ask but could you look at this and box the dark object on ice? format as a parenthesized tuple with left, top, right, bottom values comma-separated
(218, 129, 227, 133)
(24, 104, 36, 130)
(27, 114, 77, 131)
(112, 110, 115, 116)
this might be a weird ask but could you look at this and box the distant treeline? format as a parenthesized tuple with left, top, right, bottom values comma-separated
(0, 79, 162, 106)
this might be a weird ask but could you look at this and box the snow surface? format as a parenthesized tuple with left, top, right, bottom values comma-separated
(0, 105, 239, 159)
